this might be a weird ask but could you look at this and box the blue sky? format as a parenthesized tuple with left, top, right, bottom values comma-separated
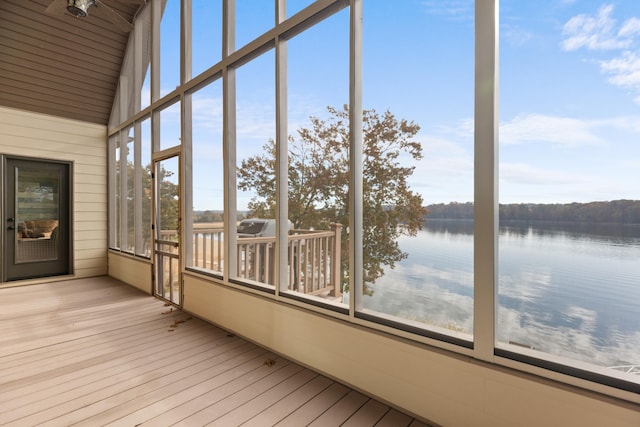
(171, 0, 640, 210)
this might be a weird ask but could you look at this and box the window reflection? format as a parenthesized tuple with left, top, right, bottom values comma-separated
(15, 169, 60, 263)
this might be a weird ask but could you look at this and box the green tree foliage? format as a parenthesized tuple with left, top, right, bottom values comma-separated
(122, 162, 178, 245)
(156, 165, 179, 233)
(238, 105, 426, 293)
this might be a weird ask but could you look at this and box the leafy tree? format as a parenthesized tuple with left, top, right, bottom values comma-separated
(123, 162, 178, 248)
(238, 105, 426, 294)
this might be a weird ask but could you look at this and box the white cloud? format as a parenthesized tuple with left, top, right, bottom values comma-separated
(191, 96, 223, 130)
(499, 113, 603, 147)
(619, 16, 640, 38)
(561, 4, 631, 51)
(502, 24, 534, 48)
(561, 5, 640, 103)
(500, 162, 587, 187)
(600, 50, 640, 93)
(421, 0, 473, 20)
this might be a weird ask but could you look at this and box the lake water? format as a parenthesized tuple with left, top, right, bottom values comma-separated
(364, 220, 640, 369)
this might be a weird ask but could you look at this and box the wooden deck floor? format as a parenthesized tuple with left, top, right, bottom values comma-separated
(0, 277, 430, 426)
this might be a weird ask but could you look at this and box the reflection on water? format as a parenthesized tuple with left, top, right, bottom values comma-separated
(365, 219, 640, 369)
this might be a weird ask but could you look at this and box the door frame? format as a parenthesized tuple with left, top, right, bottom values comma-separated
(152, 147, 182, 306)
(2, 155, 73, 283)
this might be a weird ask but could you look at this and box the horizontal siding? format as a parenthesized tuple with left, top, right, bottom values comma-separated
(0, 106, 108, 281)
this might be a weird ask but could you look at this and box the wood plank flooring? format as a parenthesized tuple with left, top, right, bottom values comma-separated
(0, 277, 431, 426)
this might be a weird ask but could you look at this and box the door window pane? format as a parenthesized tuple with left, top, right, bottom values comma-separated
(16, 169, 60, 263)
(358, 0, 474, 341)
(498, 0, 640, 384)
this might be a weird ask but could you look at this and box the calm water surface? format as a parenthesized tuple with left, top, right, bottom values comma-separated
(365, 220, 640, 368)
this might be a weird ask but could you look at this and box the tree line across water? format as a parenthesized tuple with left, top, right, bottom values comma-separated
(425, 200, 640, 224)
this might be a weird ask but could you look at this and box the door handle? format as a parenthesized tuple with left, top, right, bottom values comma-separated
(7, 225, 14, 230)
(7, 217, 14, 222)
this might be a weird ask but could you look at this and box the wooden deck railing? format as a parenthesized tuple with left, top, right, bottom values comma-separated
(185, 223, 342, 297)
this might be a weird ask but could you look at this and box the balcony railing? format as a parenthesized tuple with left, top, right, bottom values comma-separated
(185, 223, 343, 297)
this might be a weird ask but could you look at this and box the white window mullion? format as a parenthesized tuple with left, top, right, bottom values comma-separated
(275, 0, 287, 295)
(350, 0, 363, 316)
(473, 0, 499, 362)
(275, 25, 288, 294)
(151, 0, 162, 103)
(223, 0, 237, 280)
(182, 0, 192, 84)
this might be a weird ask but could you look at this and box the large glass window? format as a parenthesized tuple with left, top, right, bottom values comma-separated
(359, 1, 474, 342)
(110, 134, 121, 250)
(137, 1, 152, 111)
(234, 50, 276, 289)
(287, 0, 315, 18)
(187, 79, 224, 275)
(498, 0, 640, 386)
(191, 0, 222, 79)
(125, 126, 135, 253)
(158, 100, 182, 150)
(235, 1, 273, 52)
(106, 0, 640, 398)
(283, 8, 349, 306)
(109, 120, 152, 258)
(160, 0, 181, 95)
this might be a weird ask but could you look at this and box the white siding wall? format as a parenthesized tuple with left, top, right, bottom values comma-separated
(108, 252, 152, 294)
(0, 106, 107, 281)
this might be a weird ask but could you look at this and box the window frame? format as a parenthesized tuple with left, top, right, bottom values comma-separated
(106, 0, 640, 402)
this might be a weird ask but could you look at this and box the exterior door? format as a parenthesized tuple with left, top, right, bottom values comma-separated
(3, 157, 71, 281)
(154, 154, 181, 305)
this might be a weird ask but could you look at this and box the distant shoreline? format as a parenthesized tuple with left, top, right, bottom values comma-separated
(424, 200, 640, 224)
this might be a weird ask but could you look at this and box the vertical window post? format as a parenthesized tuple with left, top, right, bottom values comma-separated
(350, 0, 363, 315)
(275, 0, 288, 295)
(474, 0, 499, 362)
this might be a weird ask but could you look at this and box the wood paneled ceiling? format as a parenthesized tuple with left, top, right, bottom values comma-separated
(0, 0, 146, 125)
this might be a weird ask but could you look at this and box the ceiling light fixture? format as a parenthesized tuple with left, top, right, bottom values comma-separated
(67, 0, 96, 17)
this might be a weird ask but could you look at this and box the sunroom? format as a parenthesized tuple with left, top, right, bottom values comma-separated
(1, 0, 639, 425)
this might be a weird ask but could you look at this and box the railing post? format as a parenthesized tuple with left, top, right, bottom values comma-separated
(331, 223, 342, 297)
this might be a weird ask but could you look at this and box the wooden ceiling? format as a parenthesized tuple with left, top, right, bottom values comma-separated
(0, 0, 146, 125)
